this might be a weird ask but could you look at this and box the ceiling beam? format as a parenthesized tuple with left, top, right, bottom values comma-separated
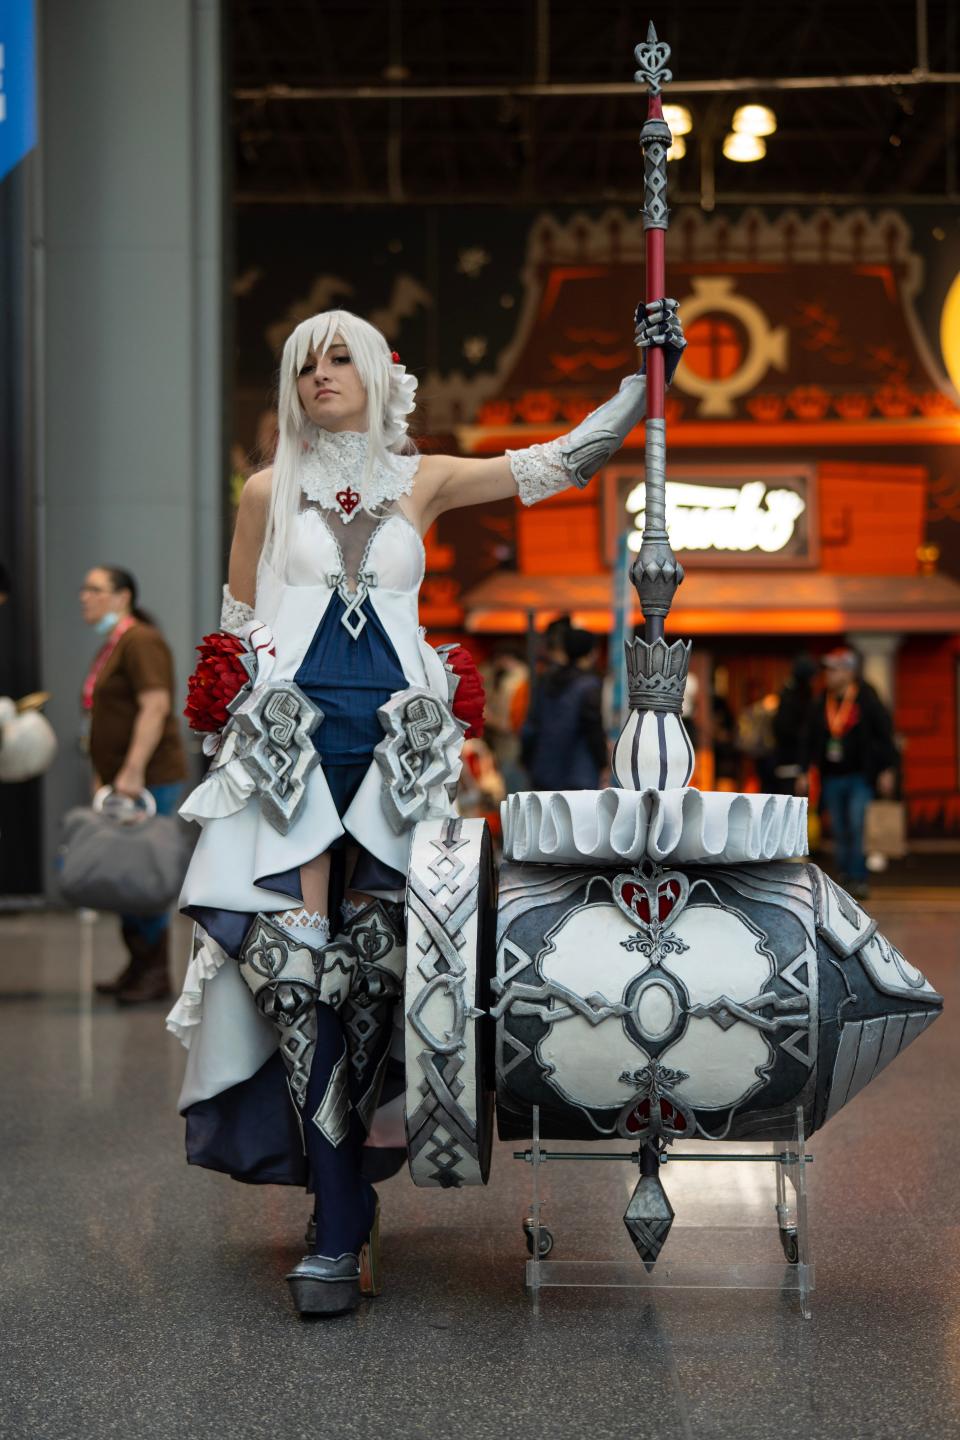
(235, 187, 960, 206)
(234, 71, 960, 103)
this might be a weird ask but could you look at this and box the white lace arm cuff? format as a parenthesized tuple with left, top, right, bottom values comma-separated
(506, 438, 569, 508)
(220, 584, 254, 634)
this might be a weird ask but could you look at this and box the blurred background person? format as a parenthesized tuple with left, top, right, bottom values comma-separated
(736, 679, 780, 792)
(711, 689, 739, 790)
(481, 644, 530, 794)
(522, 625, 607, 792)
(457, 734, 507, 847)
(800, 647, 898, 900)
(772, 653, 817, 796)
(79, 566, 187, 1003)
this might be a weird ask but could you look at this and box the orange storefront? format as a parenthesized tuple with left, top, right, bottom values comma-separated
(423, 209, 960, 836)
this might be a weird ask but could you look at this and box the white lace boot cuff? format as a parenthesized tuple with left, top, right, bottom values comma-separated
(275, 909, 332, 946)
(506, 438, 569, 507)
(220, 584, 255, 634)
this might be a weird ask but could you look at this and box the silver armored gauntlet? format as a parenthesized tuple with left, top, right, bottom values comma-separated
(506, 298, 685, 506)
(507, 373, 649, 505)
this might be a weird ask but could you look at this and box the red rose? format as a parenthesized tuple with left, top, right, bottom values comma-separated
(391, 350, 401, 364)
(184, 631, 250, 733)
(443, 644, 486, 739)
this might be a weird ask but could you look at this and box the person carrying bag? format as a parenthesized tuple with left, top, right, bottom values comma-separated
(71, 565, 188, 1003)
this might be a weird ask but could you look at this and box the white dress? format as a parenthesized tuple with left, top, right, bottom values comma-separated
(168, 430, 458, 1128)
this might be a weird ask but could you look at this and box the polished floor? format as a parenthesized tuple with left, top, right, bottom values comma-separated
(1, 898, 958, 1440)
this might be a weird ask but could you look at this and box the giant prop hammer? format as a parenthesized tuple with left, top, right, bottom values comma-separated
(612, 22, 695, 798)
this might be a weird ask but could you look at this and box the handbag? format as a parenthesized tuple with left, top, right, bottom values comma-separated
(864, 799, 907, 860)
(58, 787, 195, 914)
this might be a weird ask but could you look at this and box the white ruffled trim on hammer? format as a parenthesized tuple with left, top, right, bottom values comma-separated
(501, 786, 809, 867)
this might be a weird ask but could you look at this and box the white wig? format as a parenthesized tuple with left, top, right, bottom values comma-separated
(261, 309, 418, 578)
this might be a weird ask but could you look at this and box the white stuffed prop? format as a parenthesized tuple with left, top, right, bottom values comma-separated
(0, 693, 58, 782)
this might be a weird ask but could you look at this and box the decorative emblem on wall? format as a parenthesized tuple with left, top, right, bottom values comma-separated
(654, 276, 788, 418)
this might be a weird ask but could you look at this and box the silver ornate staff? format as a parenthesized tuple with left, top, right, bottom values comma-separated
(611, 22, 694, 794)
(613, 21, 694, 1271)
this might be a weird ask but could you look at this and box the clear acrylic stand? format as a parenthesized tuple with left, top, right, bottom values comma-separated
(517, 1104, 814, 1319)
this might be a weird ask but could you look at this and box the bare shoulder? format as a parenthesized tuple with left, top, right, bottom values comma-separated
(241, 466, 273, 511)
(412, 452, 449, 484)
(407, 450, 451, 513)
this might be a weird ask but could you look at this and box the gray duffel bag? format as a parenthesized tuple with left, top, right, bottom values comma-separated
(58, 787, 195, 914)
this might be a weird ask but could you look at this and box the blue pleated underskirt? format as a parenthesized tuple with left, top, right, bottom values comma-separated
(294, 590, 406, 815)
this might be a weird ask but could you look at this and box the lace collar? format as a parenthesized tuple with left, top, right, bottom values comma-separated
(298, 428, 419, 524)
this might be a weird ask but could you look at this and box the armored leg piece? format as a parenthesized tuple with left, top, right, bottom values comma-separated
(237, 912, 377, 1315)
(340, 899, 406, 1135)
(303, 898, 406, 1257)
(238, 911, 355, 1109)
(287, 1004, 379, 1316)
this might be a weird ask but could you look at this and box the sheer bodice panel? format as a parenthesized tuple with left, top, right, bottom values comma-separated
(287, 499, 425, 594)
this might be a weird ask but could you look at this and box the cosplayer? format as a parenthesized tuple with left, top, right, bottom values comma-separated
(167, 304, 686, 1316)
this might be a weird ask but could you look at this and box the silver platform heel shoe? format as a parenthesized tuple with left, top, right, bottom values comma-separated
(287, 1201, 381, 1315)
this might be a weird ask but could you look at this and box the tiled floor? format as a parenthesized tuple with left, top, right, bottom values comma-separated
(1, 899, 957, 1440)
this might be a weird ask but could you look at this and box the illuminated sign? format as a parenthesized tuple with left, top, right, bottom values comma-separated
(607, 465, 816, 568)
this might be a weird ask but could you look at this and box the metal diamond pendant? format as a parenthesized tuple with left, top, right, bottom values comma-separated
(624, 1170, 675, 1271)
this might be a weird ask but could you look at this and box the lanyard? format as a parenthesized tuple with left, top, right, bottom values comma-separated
(825, 684, 856, 739)
(81, 617, 136, 711)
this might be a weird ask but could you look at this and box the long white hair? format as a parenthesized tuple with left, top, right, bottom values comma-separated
(261, 309, 417, 579)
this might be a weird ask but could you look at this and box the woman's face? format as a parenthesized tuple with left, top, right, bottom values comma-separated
(296, 335, 368, 432)
(79, 569, 127, 628)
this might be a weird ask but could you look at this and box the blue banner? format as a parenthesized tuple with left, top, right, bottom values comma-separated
(0, 0, 36, 183)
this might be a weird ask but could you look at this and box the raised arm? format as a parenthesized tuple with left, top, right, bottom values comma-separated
(411, 299, 684, 529)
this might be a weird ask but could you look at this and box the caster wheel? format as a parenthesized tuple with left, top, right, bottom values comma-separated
(523, 1218, 555, 1258)
(780, 1226, 799, 1265)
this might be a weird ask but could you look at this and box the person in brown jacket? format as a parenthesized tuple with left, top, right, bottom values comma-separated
(79, 565, 187, 1002)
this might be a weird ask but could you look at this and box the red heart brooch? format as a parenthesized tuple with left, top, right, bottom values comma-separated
(612, 867, 689, 929)
(336, 487, 361, 517)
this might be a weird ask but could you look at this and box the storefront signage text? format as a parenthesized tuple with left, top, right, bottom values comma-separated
(605, 465, 816, 568)
(625, 479, 807, 556)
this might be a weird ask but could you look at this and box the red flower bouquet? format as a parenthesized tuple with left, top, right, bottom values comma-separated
(184, 631, 250, 733)
(443, 644, 486, 739)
